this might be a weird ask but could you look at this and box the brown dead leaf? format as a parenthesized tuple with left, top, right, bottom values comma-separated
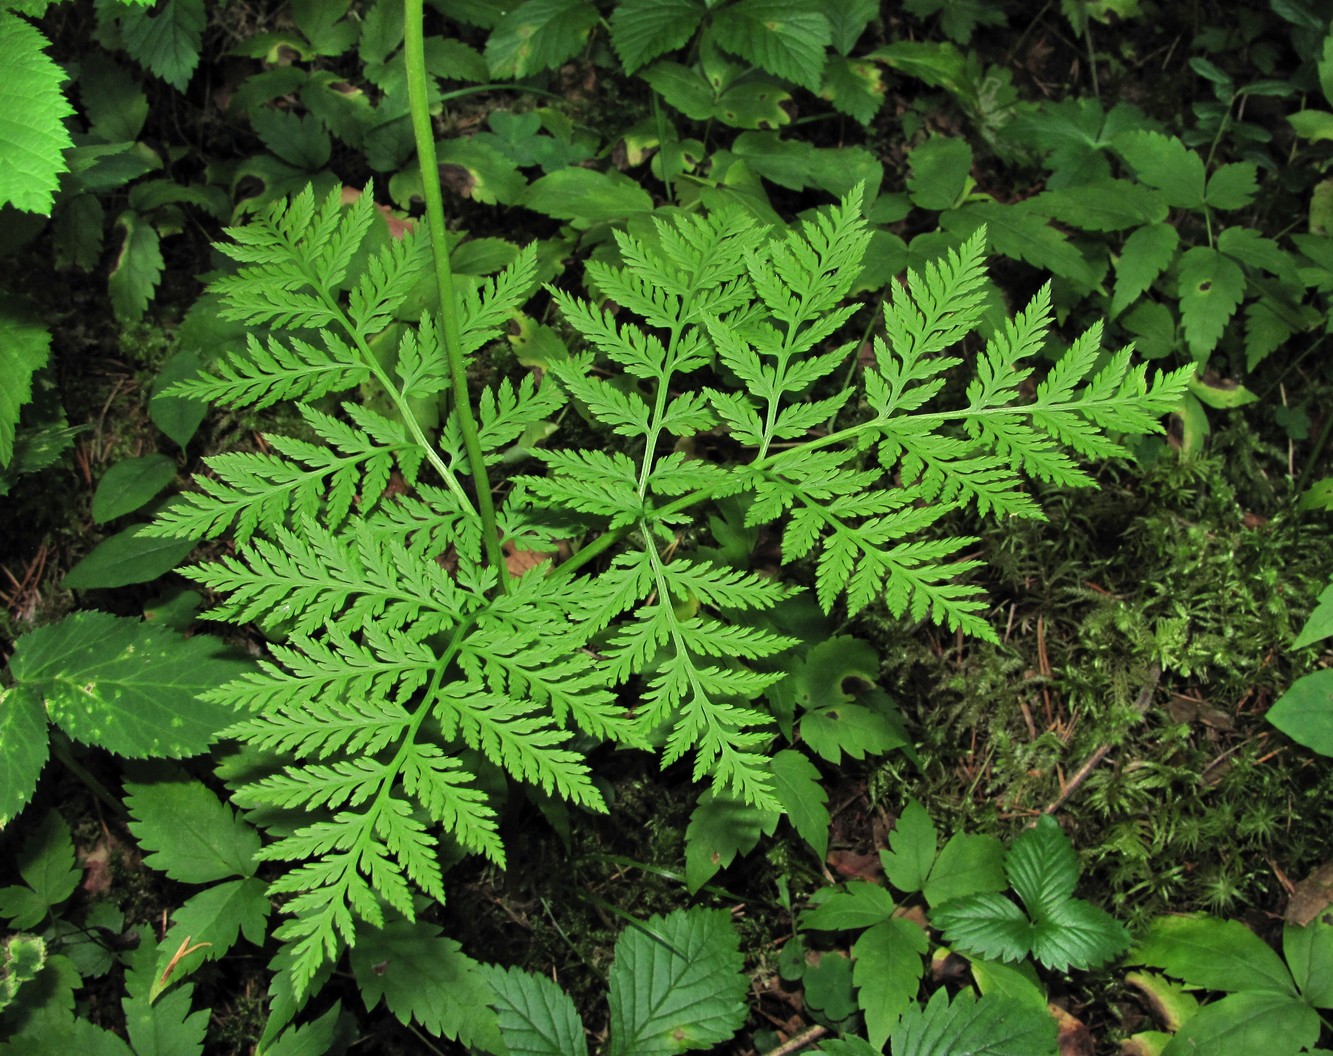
(826, 848, 881, 883)
(79, 836, 120, 896)
(1286, 860, 1333, 926)
(1051, 1004, 1094, 1056)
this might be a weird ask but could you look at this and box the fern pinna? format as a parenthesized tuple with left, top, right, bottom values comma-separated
(150, 182, 1190, 1002)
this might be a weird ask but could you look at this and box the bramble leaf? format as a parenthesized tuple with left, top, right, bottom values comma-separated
(1177, 246, 1245, 361)
(711, 0, 832, 91)
(0, 11, 74, 215)
(610, 0, 704, 73)
(485, 0, 599, 78)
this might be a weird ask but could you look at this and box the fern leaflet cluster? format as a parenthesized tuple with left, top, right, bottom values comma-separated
(156, 182, 1191, 1001)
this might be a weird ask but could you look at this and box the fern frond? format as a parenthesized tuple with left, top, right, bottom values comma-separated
(168, 332, 370, 410)
(146, 404, 412, 542)
(432, 679, 604, 810)
(400, 741, 504, 864)
(348, 228, 430, 337)
(475, 374, 565, 460)
(184, 521, 465, 636)
(457, 243, 539, 356)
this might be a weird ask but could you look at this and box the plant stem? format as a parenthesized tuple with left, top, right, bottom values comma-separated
(403, 0, 509, 594)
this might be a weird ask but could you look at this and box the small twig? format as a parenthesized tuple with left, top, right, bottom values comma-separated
(1044, 663, 1161, 814)
(760, 1025, 828, 1056)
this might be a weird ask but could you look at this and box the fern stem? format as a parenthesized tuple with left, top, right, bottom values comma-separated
(404, 0, 510, 594)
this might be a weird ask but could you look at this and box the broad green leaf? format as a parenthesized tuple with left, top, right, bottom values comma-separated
(1319, 31, 1333, 106)
(0, 296, 50, 468)
(770, 749, 830, 859)
(1130, 914, 1297, 995)
(1205, 162, 1259, 211)
(922, 831, 1007, 906)
(1285, 919, 1333, 1008)
(1121, 299, 1176, 359)
(931, 892, 1032, 963)
(1217, 227, 1300, 285)
(7, 611, 241, 758)
(610, 0, 704, 73)
(0, 685, 48, 829)
(822, 0, 878, 54)
(684, 789, 777, 892)
(1188, 375, 1257, 410)
(907, 136, 973, 211)
(78, 54, 148, 141)
(150, 348, 210, 448)
(257, 1004, 342, 1056)
(52, 193, 106, 271)
(852, 917, 928, 1047)
(125, 774, 261, 882)
(1177, 246, 1245, 361)
(803, 883, 897, 931)
(116, 0, 206, 91)
(813, 1038, 880, 1056)
(607, 908, 748, 1056)
(710, 0, 832, 91)
(800, 699, 908, 764)
(0, 11, 74, 214)
(1113, 130, 1206, 209)
(122, 927, 208, 1056)
(485, 0, 599, 79)
(152, 879, 271, 997)
(350, 917, 504, 1052)
(250, 108, 332, 172)
(92, 455, 177, 524)
(1037, 178, 1166, 232)
(62, 525, 195, 589)
(942, 202, 1099, 287)
(1295, 583, 1333, 649)
(520, 168, 654, 222)
(821, 55, 885, 125)
(891, 987, 1057, 1056)
(289, 0, 357, 56)
(1005, 815, 1078, 909)
(108, 212, 165, 323)
(880, 800, 937, 894)
(1161, 990, 1319, 1056)
(1289, 109, 1333, 142)
(967, 957, 1049, 1011)
(1030, 897, 1129, 972)
(0, 812, 79, 928)
(1266, 669, 1333, 757)
(802, 949, 858, 1022)
(487, 966, 589, 1056)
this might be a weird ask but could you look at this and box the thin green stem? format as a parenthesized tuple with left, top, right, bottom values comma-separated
(404, 0, 509, 594)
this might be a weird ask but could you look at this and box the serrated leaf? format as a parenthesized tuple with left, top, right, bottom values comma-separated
(0, 686, 48, 830)
(0, 812, 79, 927)
(1113, 130, 1206, 209)
(800, 699, 908, 765)
(62, 525, 196, 589)
(891, 988, 1057, 1056)
(942, 202, 1098, 286)
(7, 612, 243, 758)
(1177, 246, 1245, 361)
(0, 11, 74, 215)
(1112, 221, 1178, 316)
(1285, 919, 1333, 1008)
(606, 907, 748, 1056)
(1267, 669, 1333, 756)
(710, 0, 832, 91)
(126, 775, 261, 883)
(485, 0, 599, 79)
(487, 965, 589, 1056)
(520, 168, 654, 222)
(1129, 914, 1296, 995)
(1037, 178, 1166, 232)
(92, 455, 177, 524)
(79, 53, 148, 141)
(803, 883, 897, 931)
(821, 55, 885, 126)
(0, 297, 51, 467)
(1161, 990, 1318, 1056)
(122, 927, 208, 1056)
(350, 916, 504, 1052)
(116, 0, 206, 91)
(684, 789, 777, 892)
(153, 878, 271, 993)
(907, 136, 973, 211)
(880, 800, 937, 894)
(770, 749, 830, 860)
(108, 212, 165, 323)
(610, 0, 704, 73)
(1205, 162, 1259, 211)
(922, 831, 1007, 906)
(853, 917, 928, 1047)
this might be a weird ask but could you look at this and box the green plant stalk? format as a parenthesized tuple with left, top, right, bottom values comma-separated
(403, 0, 509, 594)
